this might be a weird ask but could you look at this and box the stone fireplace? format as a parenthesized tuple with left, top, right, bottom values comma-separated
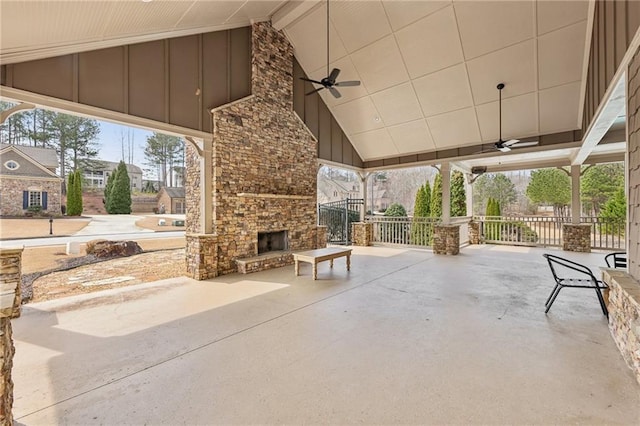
(185, 22, 326, 280)
(258, 231, 288, 254)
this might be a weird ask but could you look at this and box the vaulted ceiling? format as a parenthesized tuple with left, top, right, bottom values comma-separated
(0, 0, 623, 170)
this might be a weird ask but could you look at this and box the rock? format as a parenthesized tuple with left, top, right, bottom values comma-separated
(85, 240, 143, 259)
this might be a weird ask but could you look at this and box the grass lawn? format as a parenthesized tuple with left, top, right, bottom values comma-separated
(0, 217, 90, 239)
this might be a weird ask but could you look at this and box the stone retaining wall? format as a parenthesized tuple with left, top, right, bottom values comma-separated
(433, 225, 460, 255)
(562, 224, 591, 252)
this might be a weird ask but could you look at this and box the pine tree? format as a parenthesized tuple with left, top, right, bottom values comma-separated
(74, 169, 83, 215)
(411, 183, 430, 245)
(104, 170, 116, 213)
(423, 181, 431, 217)
(108, 161, 132, 214)
(431, 173, 443, 218)
(66, 172, 77, 215)
(450, 171, 466, 216)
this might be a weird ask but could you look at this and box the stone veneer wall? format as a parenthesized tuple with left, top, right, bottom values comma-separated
(316, 225, 328, 249)
(0, 178, 61, 216)
(628, 44, 640, 280)
(468, 221, 481, 244)
(185, 22, 318, 279)
(352, 222, 372, 246)
(0, 248, 23, 425)
(602, 269, 640, 386)
(433, 225, 460, 255)
(562, 224, 591, 252)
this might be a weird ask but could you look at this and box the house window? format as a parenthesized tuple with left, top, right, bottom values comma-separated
(4, 160, 19, 170)
(29, 191, 42, 207)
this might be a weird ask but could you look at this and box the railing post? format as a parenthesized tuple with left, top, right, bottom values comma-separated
(345, 197, 349, 245)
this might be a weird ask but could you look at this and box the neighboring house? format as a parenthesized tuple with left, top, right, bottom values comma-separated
(157, 187, 185, 214)
(83, 160, 143, 191)
(0, 144, 62, 216)
(317, 178, 361, 204)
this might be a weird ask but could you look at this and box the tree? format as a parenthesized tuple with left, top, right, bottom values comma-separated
(51, 114, 100, 183)
(450, 171, 466, 217)
(144, 133, 184, 187)
(0, 102, 29, 144)
(67, 170, 83, 216)
(384, 203, 407, 217)
(599, 188, 626, 234)
(473, 173, 517, 214)
(411, 182, 432, 245)
(104, 171, 116, 210)
(107, 161, 132, 214)
(581, 163, 624, 216)
(431, 173, 443, 218)
(526, 168, 571, 217)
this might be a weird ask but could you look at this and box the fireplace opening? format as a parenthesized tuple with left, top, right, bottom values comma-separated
(258, 231, 288, 254)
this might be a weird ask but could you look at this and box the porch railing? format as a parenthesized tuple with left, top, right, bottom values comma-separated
(365, 216, 472, 247)
(473, 215, 625, 250)
(363, 215, 624, 250)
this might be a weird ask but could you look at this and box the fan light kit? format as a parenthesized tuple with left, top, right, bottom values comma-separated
(299, 0, 361, 98)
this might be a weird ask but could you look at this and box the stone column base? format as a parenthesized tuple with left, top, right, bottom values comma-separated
(316, 225, 328, 249)
(562, 223, 591, 252)
(186, 234, 219, 280)
(352, 222, 373, 246)
(468, 221, 480, 244)
(433, 225, 460, 255)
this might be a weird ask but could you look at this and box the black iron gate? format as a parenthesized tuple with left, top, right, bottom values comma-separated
(317, 198, 364, 245)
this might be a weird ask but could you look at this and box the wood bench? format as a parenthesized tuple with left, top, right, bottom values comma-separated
(293, 247, 351, 280)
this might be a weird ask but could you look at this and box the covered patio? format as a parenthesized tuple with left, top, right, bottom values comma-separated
(13, 245, 640, 424)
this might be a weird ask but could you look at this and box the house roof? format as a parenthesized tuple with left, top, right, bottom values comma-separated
(93, 160, 143, 175)
(162, 187, 185, 199)
(0, 143, 58, 169)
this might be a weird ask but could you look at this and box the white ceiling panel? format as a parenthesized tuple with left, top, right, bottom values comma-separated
(538, 21, 587, 89)
(371, 83, 423, 126)
(1, 1, 115, 50)
(333, 96, 384, 135)
(286, 5, 348, 74)
(537, 0, 589, 35)
(330, 1, 392, 53)
(539, 82, 581, 134)
(395, 6, 464, 79)
(176, 2, 244, 29)
(466, 40, 536, 105)
(475, 92, 538, 142)
(454, 0, 535, 60)
(350, 35, 409, 94)
(388, 119, 436, 153)
(310, 56, 368, 107)
(382, 0, 451, 31)
(413, 64, 473, 117)
(224, 1, 286, 25)
(427, 108, 481, 148)
(103, 2, 194, 37)
(351, 128, 398, 159)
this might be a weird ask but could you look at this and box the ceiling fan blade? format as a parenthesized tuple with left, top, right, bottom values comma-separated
(334, 80, 360, 87)
(512, 141, 539, 148)
(305, 87, 325, 96)
(503, 139, 520, 147)
(328, 68, 341, 84)
(328, 87, 342, 99)
(497, 145, 512, 153)
(300, 77, 324, 85)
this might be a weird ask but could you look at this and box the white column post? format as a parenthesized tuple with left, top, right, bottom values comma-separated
(571, 165, 581, 225)
(441, 162, 451, 224)
(358, 172, 369, 222)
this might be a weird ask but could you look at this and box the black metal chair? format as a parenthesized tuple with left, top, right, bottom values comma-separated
(604, 252, 627, 269)
(543, 254, 608, 317)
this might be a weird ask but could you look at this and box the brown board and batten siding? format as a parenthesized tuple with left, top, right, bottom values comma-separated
(292, 59, 363, 169)
(582, 0, 640, 132)
(1, 27, 252, 134)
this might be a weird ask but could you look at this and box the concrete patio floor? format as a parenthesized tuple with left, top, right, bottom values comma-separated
(12, 245, 640, 424)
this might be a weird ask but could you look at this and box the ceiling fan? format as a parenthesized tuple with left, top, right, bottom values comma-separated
(487, 83, 539, 153)
(299, 0, 360, 99)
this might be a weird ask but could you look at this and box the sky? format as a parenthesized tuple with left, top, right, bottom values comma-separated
(97, 121, 152, 165)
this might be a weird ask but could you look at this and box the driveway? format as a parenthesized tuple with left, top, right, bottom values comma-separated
(74, 214, 153, 235)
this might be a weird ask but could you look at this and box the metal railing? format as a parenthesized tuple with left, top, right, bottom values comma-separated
(365, 216, 472, 247)
(317, 198, 364, 245)
(473, 215, 625, 249)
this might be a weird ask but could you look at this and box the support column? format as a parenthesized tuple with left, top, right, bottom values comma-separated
(357, 172, 369, 222)
(201, 138, 213, 234)
(571, 165, 581, 224)
(441, 162, 451, 224)
(0, 247, 23, 426)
